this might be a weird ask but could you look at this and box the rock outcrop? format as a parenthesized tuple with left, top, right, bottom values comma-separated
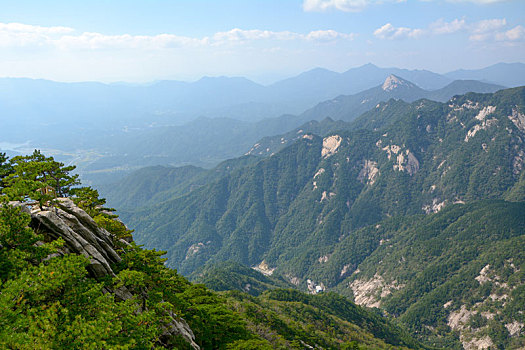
(10, 198, 200, 350)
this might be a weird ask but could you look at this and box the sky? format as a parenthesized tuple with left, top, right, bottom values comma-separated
(0, 0, 524, 84)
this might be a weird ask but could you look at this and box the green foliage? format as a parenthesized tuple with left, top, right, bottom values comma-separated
(223, 288, 421, 349)
(71, 186, 111, 217)
(340, 201, 525, 348)
(226, 339, 273, 350)
(0, 199, 56, 282)
(94, 214, 134, 244)
(0, 152, 13, 190)
(110, 87, 525, 348)
(193, 261, 294, 296)
(0, 149, 427, 349)
(2, 150, 80, 207)
(0, 254, 163, 349)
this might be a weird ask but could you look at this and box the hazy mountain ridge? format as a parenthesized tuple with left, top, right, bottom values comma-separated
(3, 63, 520, 190)
(80, 75, 504, 187)
(446, 62, 525, 88)
(247, 76, 503, 158)
(297, 75, 504, 124)
(120, 87, 525, 273)
(113, 86, 525, 347)
(3, 62, 520, 145)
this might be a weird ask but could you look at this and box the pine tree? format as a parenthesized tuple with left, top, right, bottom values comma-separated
(2, 150, 80, 208)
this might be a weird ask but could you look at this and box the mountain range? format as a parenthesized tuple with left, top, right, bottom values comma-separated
(110, 86, 525, 348)
(75, 74, 503, 186)
(2, 62, 522, 146)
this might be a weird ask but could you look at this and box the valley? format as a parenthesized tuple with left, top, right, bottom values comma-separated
(95, 86, 525, 348)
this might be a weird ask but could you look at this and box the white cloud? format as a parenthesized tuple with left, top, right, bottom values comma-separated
(302, 0, 407, 13)
(303, 0, 509, 12)
(306, 29, 357, 41)
(467, 19, 525, 42)
(470, 18, 507, 33)
(212, 29, 299, 43)
(430, 18, 466, 34)
(0, 22, 75, 48)
(55, 32, 206, 50)
(373, 23, 424, 40)
(374, 17, 522, 43)
(446, 0, 507, 3)
(212, 28, 355, 44)
(0, 22, 74, 35)
(499, 25, 525, 41)
(0, 22, 355, 51)
(303, 0, 370, 12)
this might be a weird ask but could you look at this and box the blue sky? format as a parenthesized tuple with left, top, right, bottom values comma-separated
(1, 0, 524, 83)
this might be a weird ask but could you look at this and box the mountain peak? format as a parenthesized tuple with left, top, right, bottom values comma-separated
(382, 74, 414, 91)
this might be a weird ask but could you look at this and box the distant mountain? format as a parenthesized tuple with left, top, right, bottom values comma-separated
(299, 75, 504, 123)
(331, 200, 525, 349)
(7, 64, 516, 189)
(117, 87, 525, 347)
(297, 75, 427, 123)
(4, 62, 514, 149)
(340, 63, 452, 90)
(426, 79, 505, 101)
(95, 75, 508, 189)
(445, 62, 525, 87)
(122, 87, 525, 274)
(193, 261, 294, 296)
(98, 165, 206, 210)
(83, 75, 504, 186)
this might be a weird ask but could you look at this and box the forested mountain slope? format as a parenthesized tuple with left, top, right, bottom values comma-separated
(118, 87, 525, 347)
(123, 87, 525, 274)
(0, 152, 422, 349)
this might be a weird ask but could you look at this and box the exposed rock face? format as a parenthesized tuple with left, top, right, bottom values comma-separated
(26, 198, 123, 278)
(381, 74, 414, 91)
(475, 106, 496, 121)
(406, 152, 420, 176)
(322, 135, 342, 158)
(357, 160, 379, 185)
(306, 278, 325, 294)
(349, 273, 404, 308)
(509, 107, 525, 132)
(464, 118, 498, 142)
(186, 242, 206, 260)
(252, 260, 275, 276)
(11, 198, 200, 350)
(422, 198, 446, 214)
(381, 144, 401, 160)
(313, 168, 325, 190)
(391, 149, 419, 175)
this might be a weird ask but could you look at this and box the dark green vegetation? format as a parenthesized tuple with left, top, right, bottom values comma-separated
(115, 87, 525, 347)
(101, 156, 261, 211)
(122, 87, 525, 274)
(0, 151, 422, 349)
(225, 289, 420, 350)
(334, 200, 525, 349)
(193, 261, 294, 296)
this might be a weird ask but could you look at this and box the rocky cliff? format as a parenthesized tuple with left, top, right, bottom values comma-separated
(9, 198, 199, 350)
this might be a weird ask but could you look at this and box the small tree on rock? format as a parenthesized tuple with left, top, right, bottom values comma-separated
(2, 150, 80, 208)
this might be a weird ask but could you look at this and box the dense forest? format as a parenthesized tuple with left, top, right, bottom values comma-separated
(0, 150, 423, 349)
(101, 87, 525, 348)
